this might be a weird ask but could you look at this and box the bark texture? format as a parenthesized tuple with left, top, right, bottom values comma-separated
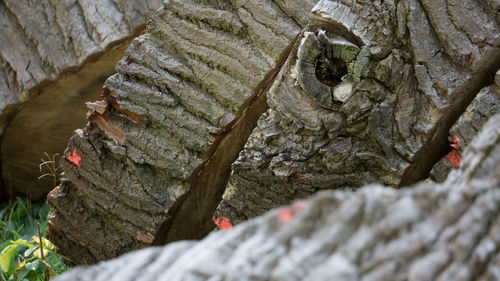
(47, 0, 316, 263)
(0, 0, 162, 111)
(0, 0, 163, 199)
(400, 38, 500, 187)
(214, 0, 500, 224)
(47, 0, 499, 264)
(56, 113, 500, 281)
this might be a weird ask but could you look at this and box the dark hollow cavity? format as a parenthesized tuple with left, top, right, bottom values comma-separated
(315, 53, 347, 87)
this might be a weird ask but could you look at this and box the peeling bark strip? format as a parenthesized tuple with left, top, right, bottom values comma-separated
(399, 38, 500, 187)
(154, 34, 301, 244)
(85, 87, 144, 146)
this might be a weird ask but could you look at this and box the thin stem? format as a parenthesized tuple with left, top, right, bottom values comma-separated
(37, 223, 44, 261)
(37, 223, 49, 281)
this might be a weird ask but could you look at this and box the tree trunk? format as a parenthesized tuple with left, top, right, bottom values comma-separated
(0, 0, 163, 200)
(55, 113, 500, 281)
(46, 0, 499, 264)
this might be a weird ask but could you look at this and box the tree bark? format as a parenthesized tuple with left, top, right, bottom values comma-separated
(213, 0, 500, 224)
(399, 38, 500, 187)
(47, 0, 316, 263)
(56, 113, 500, 281)
(46, 0, 499, 264)
(0, 0, 163, 199)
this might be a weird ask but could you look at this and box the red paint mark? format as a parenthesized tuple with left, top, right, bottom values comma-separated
(446, 135, 462, 168)
(214, 217, 232, 231)
(446, 150, 462, 168)
(278, 208, 294, 224)
(67, 148, 82, 167)
(450, 135, 461, 149)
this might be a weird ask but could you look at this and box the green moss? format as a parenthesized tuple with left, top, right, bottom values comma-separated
(332, 43, 360, 63)
(349, 46, 371, 83)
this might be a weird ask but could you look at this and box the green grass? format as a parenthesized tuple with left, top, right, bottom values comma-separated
(0, 197, 71, 281)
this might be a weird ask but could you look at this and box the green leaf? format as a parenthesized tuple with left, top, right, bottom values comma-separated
(42, 238, 57, 251)
(33, 248, 53, 260)
(9, 198, 28, 221)
(0, 244, 19, 272)
(24, 246, 38, 258)
(0, 205, 9, 221)
(24, 259, 40, 271)
(10, 239, 31, 247)
(38, 205, 50, 221)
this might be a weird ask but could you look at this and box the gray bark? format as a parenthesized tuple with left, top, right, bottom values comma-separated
(46, 0, 499, 265)
(0, 0, 163, 111)
(215, 0, 500, 223)
(47, 0, 316, 263)
(56, 113, 500, 281)
(0, 0, 163, 199)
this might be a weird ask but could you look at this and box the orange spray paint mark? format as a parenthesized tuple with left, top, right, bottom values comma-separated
(446, 150, 461, 168)
(67, 148, 82, 167)
(446, 135, 462, 168)
(214, 217, 232, 231)
(278, 208, 295, 224)
(450, 136, 461, 149)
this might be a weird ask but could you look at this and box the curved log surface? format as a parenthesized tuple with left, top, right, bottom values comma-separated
(47, 0, 499, 264)
(0, 0, 163, 111)
(399, 37, 500, 187)
(2, 43, 129, 200)
(0, 0, 163, 199)
(56, 113, 500, 281)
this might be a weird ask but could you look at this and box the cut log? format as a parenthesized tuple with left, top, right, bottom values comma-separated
(213, 0, 500, 224)
(0, 0, 163, 111)
(47, 0, 316, 263)
(47, 0, 499, 264)
(0, 0, 163, 199)
(55, 113, 500, 281)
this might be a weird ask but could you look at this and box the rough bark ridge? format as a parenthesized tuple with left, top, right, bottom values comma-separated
(0, 0, 163, 199)
(47, 0, 316, 263)
(214, 0, 500, 224)
(56, 113, 500, 281)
